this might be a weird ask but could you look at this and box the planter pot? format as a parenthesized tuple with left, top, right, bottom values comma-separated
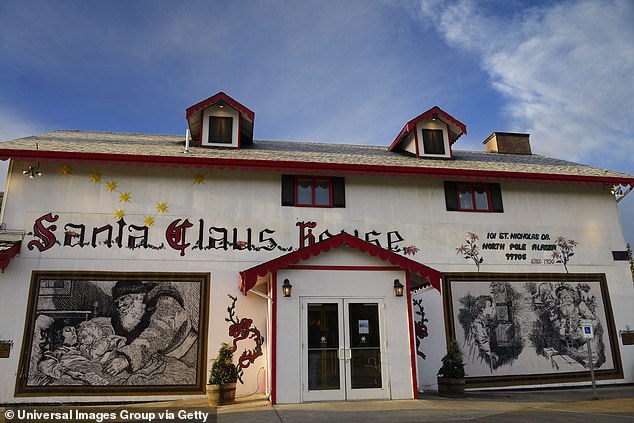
(206, 382, 237, 406)
(437, 377, 465, 397)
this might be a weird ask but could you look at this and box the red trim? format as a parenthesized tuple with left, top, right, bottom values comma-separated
(2, 149, 632, 186)
(271, 273, 277, 404)
(389, 106, 467, 151)
(239, 232, 442, 294)
(456, 182, 493, 212)
(186, 92, 255, 122)
(0, 241, 21, 272)
(405, 272, 418, 399)
(295, 176, 333, 207)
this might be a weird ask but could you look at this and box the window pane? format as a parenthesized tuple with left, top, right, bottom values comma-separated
(297, 179, 312, 204)
(474, 186, 489, 210)
(422, 129, 445, 155)
(208, 116, 233, 144)
(458, 186, 473, 209)
(314, 179, 330, 205)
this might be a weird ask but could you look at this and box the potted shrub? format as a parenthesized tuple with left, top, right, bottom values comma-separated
(207, 343, 239, 406)
(437, 339, 466, 397)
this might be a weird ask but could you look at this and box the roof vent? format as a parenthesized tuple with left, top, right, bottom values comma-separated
(483, 132, 531, 155)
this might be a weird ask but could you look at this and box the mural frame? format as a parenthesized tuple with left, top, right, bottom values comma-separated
(442, 273, 623, 388)
(15, 271, 210, 397)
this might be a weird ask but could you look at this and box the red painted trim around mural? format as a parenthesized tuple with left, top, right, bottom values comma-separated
(239, 232, 442, 294)
(271, 273, 277, 404)
(405, 272, 418, 399)
(3, 148, 631, 186)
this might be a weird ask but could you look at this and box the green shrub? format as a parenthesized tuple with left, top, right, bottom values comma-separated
(208, 343, 238, 384)
(437, 339, 465, 379)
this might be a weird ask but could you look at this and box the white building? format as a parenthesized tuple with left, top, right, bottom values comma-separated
(0, 92, 632, 404)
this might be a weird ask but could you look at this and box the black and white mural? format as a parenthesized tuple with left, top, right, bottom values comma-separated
(443, 273, 623, 387)
(16, 271, 209, 396)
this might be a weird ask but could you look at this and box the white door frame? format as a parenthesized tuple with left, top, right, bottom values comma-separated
(301, 297, 389, 402)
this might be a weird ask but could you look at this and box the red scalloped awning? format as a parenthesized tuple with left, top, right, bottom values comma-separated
(0, 240, 21, 273)
(239, 232, 441, 294)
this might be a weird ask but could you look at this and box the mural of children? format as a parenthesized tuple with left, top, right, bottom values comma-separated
(37, 318, 111, 385)
(465, 295, 498, 371)
(77, 317, 126, 362)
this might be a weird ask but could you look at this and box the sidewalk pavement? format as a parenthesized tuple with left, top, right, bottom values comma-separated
(212, 385, 634, 423)
(2, 385, 633, 423)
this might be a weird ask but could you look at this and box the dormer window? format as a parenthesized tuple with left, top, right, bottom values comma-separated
(416, 119, 451, 158)
(201, 105, 239, 148)
(208, 116, 233, 144)
(389, 106, 466, 159)
(186, 92, 254, 149)
(421, 128, 445, 155)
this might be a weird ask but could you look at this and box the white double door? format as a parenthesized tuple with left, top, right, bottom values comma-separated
(301, 298, 388, 402)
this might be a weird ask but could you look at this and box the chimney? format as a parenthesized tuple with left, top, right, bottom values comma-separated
(483, 132, 532, 155)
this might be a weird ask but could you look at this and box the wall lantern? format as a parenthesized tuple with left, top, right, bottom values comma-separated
(282, 279, 293, 297)
(22, 165, 42, 179)
(393, 279, 404, 297)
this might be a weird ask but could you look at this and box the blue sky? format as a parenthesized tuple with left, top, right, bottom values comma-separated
(0, 0, 632, 246)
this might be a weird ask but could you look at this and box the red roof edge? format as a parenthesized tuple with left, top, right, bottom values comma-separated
(238, 232, 441, 295)
(389, 106, 467, 151)
(185, 92, 255, 122)
(1, 149, 632, 187)
(0, 241, 21, 273)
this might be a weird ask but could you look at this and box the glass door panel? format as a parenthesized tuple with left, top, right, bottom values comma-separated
(303, 300, 345, 402)
(307, 303, 340, 391)
(347, 303, 382, 390)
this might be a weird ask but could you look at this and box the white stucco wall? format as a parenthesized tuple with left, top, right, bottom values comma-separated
(0, 158, 631, 404)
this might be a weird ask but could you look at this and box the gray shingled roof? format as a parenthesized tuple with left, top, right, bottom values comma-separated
(0, 130, 632, 183)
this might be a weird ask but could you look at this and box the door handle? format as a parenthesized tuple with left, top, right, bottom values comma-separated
(338, 348, 345, 360)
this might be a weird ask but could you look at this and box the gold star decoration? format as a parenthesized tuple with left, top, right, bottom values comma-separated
(114, 209, 126, 220)
(59, 165, 73, 175)
(144, 216, 155, 227)
(89, 172, 102, 184)
(119, 192, 131, 203)
(105, 181, 118, 192)
(156, 202, 168, 214)
(192, 173, 206, 185)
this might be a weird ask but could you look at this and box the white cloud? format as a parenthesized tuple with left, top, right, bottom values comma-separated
(413, 0, 634, 169)
(0, 108, 45, 142)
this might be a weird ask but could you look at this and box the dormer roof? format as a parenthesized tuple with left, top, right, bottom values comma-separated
(388, 106, 467, 152)
(185, 92, 255, 147)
